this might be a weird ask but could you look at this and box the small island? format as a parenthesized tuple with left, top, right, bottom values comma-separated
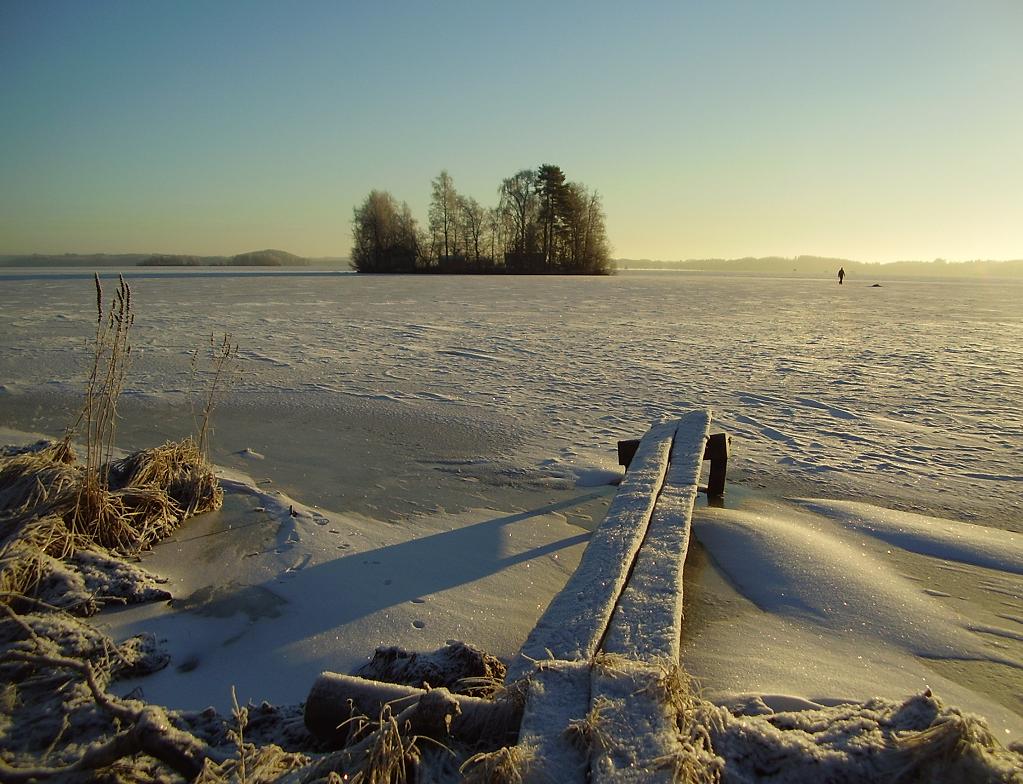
(352, 165, 612, 275)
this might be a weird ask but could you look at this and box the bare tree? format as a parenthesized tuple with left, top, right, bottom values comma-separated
(429, 170, 459, 261)
(499, 169, 537, 257)
(459, 195, 486, 265)
(485, 206, 506, 267)
(583, 188, 611, 274)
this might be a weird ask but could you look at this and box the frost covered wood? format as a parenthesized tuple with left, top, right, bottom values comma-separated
(507, 418, 680, 683)
(601, 409, 710, 660)
(299, 411, 721, 780)
(514, 660, 591, 783)
(509, 410, 717, 783)
(304, 671, 521, 746)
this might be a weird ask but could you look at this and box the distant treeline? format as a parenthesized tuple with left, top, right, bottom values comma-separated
(352, 165, 612, 275)
(140, 249, 309, 266)
(0, 250, 310, 267)
(0, 253, 151, 267)
(615, 256, 1023, 278)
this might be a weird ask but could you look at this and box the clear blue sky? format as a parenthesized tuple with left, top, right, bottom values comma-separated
(2, 0, 1021, 261)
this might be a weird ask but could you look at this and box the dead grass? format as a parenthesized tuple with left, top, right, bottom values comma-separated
(0, 439, 219, 603)
(459, 743, 534, 784)
(564, 696, 613, 755)
(194, 689, 309, 784)
(893, 711, 1023, 783)
(0, 275, 225, 606)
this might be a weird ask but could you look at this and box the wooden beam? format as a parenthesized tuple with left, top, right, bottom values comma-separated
(600, 410, 710, 662)
(507, 418, 681, 683)
(304, 672, 520, 747)
(516, 661, 591, 783)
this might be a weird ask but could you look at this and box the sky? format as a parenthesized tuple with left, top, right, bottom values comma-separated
(1, 0, 1021, 262)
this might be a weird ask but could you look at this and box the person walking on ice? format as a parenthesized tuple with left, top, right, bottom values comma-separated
(838, 266, 846, 285)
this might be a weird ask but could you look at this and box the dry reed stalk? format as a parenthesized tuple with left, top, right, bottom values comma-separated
(68, 274, 134, 540)
(0, 276, 225, 606)
(192, 333, 238, 459)
(0, 445, 79, 515)
(356, 705, 419, 784)
(110, 439, 223, 519)
(649, 663, 723, 784)
(459, 743, 533, 784)
(1, 517, 70, 593)
(193, 688, 308, 784)
(564, 696, 613, 754)
(892, 711, 1023, 783)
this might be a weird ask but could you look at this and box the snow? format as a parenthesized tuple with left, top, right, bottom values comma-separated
(99, 473, 594, 713)
(515, 660, 591, 782)
(1, 269, 1022, 766)
(685, 495, 1023, 739)
(794, 498, 1023, 575)
(2, 270, 1020, 524)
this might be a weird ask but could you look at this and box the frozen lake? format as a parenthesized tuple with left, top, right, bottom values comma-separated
(1, 268, 1020, 528)
(2, 268, 1022, 742)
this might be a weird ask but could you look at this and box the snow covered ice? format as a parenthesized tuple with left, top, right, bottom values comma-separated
(1, 268, 1021, 760)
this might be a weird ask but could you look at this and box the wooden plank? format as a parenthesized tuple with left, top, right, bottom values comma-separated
(516, 660, 591, 783)
(600, 409, 711, 661)
(506, 418, 680, 683)
(590, 410, 711, 782)
(589, 658, 683, 784)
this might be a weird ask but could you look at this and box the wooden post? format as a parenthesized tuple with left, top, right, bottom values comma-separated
(703, 432, 729, 498)
(617, 439, 640, 469)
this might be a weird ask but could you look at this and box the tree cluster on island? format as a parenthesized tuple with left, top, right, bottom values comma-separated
(351, 165, 612, 275)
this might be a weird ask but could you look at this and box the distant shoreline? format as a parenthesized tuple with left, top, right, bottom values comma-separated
(3, 253, 1022, 279)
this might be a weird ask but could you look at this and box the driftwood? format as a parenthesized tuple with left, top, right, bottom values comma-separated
(304, 671, 522, 747)
(0, 649, 223, 781)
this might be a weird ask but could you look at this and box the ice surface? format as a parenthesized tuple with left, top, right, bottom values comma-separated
(2, 269, 1021, 752)
(1, 271, 1020, 524)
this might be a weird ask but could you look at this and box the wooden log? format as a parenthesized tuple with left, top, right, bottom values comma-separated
(506, 418, 681, 683)
(304, 672, 521, 747)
